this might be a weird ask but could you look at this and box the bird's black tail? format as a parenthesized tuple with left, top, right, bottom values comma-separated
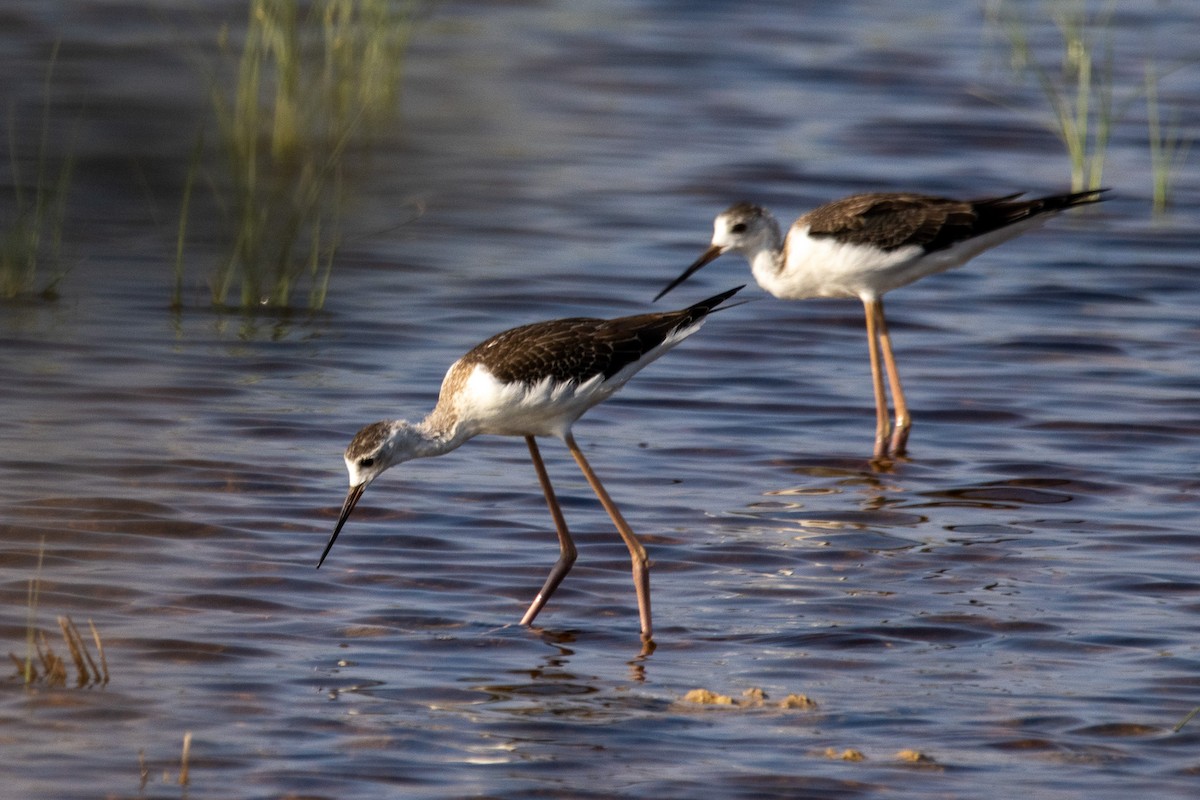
(646, 285, 746, 343)
(1028, 187, 1110, 213)
(685, 285, 746, 318)
(975, 188, 1108, 232)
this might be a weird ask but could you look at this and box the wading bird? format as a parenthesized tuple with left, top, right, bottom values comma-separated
(320, 286, 744, 643)
(656, 190, 1106, 459)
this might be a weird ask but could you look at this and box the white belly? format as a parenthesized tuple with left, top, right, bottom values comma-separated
(757, 219, 1049, 300)
(457, 366, 616, 438)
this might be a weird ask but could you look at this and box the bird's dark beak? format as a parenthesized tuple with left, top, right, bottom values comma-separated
(317, 482, 366, 568)
(654, 244, 725, 302)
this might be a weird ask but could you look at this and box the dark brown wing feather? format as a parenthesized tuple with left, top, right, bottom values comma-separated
(802, 189, 1107, 253)
(458, 286, 742, 385)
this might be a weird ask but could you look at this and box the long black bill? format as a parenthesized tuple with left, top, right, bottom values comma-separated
(317, 482, 366, 568)
(653, 244, 725, 302)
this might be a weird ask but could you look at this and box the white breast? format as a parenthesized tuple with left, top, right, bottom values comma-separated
(760, 226, 923, 300)
(456, 364, 611, 438)
(452, 321, 702, 439)
(768, 217, 1053, 301)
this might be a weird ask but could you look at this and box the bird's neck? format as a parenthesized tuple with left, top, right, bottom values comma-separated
(748, 245, 784, 275)
(746, 228, 787, 290)
(741, 212, 784, 269)
(413, 407, 475, 458)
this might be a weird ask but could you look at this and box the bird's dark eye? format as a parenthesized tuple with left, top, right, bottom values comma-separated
(360, 457, 375, 468)
(730, 223, 748, 233)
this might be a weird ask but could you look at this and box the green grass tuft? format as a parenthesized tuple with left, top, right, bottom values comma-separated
(1, 44, 75, 299)
(10, 538, 110, 688)
(179, 0, 418, 311)
(989, 0, 1114, 193)
(1144, 62, 1191, 215)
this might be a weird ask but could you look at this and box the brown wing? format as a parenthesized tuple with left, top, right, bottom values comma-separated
(801, 193, 982, 252)
(801, 189, 1106, 254)
(458, 286, 742, 385)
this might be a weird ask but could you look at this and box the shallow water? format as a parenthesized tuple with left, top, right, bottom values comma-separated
(3, 1, 1200, 798)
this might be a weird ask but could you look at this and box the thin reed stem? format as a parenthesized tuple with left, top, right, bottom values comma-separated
(181, 0, 417, 311)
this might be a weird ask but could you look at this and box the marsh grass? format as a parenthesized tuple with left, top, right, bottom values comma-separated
(987, 0, 1195, 211)
(1, 44, 75, 299)
(988, 0, 1114, 192)
(10, 615, 109, 688)
(1175, 706, 1200, 733)
(172, 128, 205, 310)
(1144, 63, 1191, 214)
(13, 538, 46, 685)
(179, 731, 193, 786)
(9, 539, 110, 688)
(183, 0, 417, 311)
(135, 731, 194, 790)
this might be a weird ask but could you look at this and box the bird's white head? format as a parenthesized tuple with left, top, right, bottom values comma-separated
(655, 202, 781, 302)
(711, 202, 781, 258)
(318, 419, 425, 568)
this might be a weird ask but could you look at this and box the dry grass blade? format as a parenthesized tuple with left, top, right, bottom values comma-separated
(11, 541, 111, 688)
(179, 731, 193, 786)
(16, 536, 47, 685)
(88, 619, 110, 685)
(35, 630, 67, 687)
(12, 615, 109, 688)
(137, 750, 149, 791)
(58, 616, 102, 686)
(9, 652, 29, 677)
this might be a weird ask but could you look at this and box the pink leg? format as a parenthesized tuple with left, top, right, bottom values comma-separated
(863, 297, 892, 460)
(519, 436, 578, 627)
(564, 432, 653, 643)
(874, 298, 911, 457)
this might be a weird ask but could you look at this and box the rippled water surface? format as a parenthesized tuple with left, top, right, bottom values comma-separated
(3, 1, 1200, 798)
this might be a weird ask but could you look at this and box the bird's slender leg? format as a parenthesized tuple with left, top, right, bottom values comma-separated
(519, 436, 578, 627)
(862, 297, 892, 461)
(563, 432, 653, 643)
(874, 298, 911, 457)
